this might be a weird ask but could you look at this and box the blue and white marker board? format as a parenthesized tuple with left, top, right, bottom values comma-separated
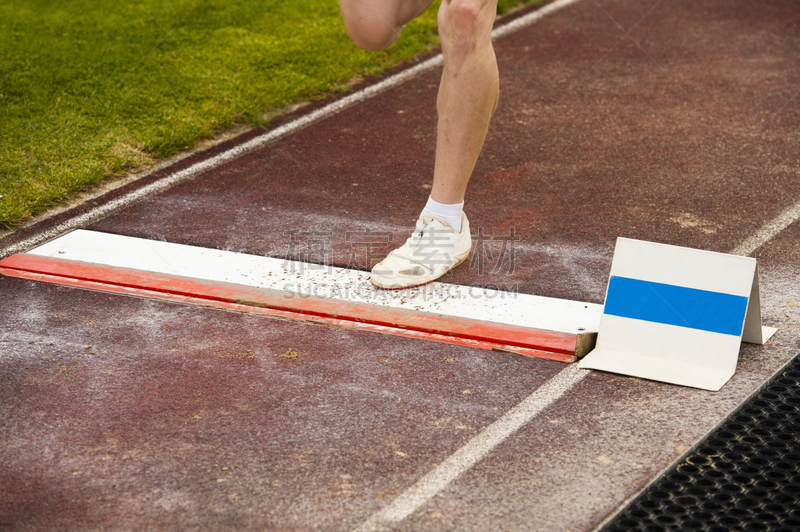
(578, 238, 777, 391)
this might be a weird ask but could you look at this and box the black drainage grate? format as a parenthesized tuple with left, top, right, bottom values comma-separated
(603, 354, 800, 532)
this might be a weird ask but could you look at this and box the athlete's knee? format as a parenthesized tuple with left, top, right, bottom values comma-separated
(340, 2, 402, 51)
(444, 0, 484, 28)
(344, 20, 401, 51)
(438, 0, 496, 56)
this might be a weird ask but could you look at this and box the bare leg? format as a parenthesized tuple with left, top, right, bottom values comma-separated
(432, 0, 499, 204)
(341, 0, 500, 287)
(340, 0, 498, 203)
(339, 0, 435, 51)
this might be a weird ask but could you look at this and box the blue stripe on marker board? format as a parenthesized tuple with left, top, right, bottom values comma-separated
(604, 276, 749, 336)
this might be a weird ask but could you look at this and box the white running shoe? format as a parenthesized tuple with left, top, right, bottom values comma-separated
(370, 212, 471, 289)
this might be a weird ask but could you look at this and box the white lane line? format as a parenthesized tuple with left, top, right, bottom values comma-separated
(348, 172, 800, 532)
(352, 364, 588, 532)
(0, 0, 580, 259)
(491, 0, 583, 40)
(350, 192, 800, 531)
(730, 199, 800, 256)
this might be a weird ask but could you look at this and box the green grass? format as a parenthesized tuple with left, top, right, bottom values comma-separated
(0, 0, 539, 229)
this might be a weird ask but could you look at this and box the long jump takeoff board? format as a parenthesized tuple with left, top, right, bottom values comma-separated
(0, 230, 603, 363)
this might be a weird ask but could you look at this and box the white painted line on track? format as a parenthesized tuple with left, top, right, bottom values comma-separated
(350, 191, 800, 529)
(0, 0, 580, 260)
(353, 364, 588, 532)
(491, 0, 583, 41)
(730, 199, 800, 256)
(348, 182, 800, 531)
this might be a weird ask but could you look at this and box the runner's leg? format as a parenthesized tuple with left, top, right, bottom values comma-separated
(431, 0, 499, 205)
(340, 0, 498, 209)
(340, 0, 500, 287)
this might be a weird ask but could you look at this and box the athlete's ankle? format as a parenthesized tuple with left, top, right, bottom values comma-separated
(420, 196, 464, 232)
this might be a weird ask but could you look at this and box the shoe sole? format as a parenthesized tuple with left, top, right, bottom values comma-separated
(369, 251, 470, 290)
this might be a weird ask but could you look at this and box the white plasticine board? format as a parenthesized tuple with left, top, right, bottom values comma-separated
(27, 230, 603, 336)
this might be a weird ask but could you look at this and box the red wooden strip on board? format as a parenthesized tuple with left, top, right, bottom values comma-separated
(0, 253, 581, 358)
(0, 265, 576, 364)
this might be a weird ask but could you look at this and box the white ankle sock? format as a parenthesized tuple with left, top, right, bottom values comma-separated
(421, 196, 464, 233)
